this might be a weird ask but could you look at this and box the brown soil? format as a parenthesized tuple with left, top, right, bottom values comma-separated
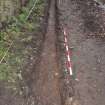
(29, 0, 61, 104)
(58, 0, 105, 105)
(1, 0, 105, 105)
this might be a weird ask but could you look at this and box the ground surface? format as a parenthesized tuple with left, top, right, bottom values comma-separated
(29, 0, 61, 104)
(58, 0, 105, 105)
(1, 0, 105, 105)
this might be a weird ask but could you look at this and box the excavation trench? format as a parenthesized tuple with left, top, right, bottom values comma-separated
(30, 0, 62, 105)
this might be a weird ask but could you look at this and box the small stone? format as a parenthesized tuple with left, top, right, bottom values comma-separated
(55, 72, 59, 76)
(65, 97, 73, 105)
(69, 46, 74, 50)
(72, 99, 80, 105)
(75, 78, 79, 82)
(66, 80, 69, 84)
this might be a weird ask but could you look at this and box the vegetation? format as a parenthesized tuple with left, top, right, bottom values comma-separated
(0, 0, 44, 92)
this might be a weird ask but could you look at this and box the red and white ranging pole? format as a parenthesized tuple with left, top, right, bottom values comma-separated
(63, 28, 73, 76)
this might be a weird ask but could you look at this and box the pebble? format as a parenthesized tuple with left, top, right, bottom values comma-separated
(65, 97, 80, 105)
(55, 72, 59, 76)
(75, 78, 79, 82)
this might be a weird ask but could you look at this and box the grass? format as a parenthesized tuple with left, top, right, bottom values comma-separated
(0, 0, 44, 92)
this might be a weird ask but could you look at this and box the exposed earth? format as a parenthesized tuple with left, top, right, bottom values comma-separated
(58, 0, 105, 105)
(1, 0, 105, 105)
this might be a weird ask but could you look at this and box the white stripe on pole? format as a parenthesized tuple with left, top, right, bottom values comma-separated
(67, 55, 71, 62)
(66, 46, 69, 51)
(69, 67, 73, 75)
(63, 27, 73, 76)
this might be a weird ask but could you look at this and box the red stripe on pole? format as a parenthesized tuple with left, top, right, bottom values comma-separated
(66, 61, 71, 68)
(65, 51, 71, 56)
(63, 27, 73, 76)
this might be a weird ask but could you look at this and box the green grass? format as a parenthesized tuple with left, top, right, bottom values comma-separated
(0, 0, 44, 88)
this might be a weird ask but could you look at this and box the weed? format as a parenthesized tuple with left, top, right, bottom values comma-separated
(0, 0, 44, 91)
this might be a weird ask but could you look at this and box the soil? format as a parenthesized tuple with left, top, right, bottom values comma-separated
(1, 0, 105, 105)
(58, 0, 105, 105)
(28, 0, 61, 104)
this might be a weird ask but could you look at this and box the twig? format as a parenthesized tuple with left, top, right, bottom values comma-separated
(0, 0, 39, 64)
(26, 0, 39, 20)
(0, 42, 13, 64)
